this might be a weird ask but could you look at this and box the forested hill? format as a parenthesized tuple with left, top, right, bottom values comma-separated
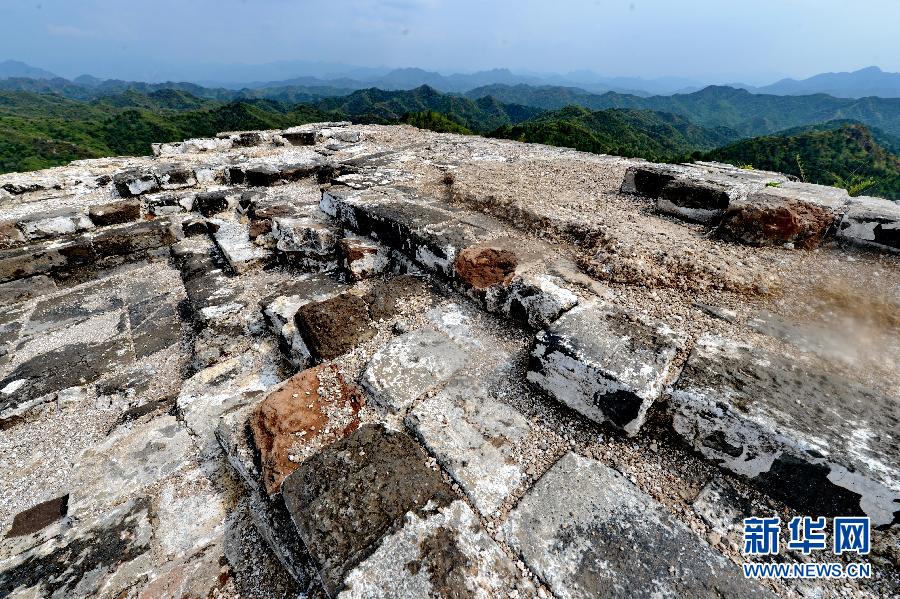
(316, 86, 540, 131)
(489, 106, 740, 162)
(0, 85, 536, 173)
(0, 90, 339, 172)
(466, 84, 900, 138)
(2, 82, 899, 201)
(705, 123, 900, 200)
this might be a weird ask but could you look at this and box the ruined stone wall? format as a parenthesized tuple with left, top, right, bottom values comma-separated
(0, 123, 898, 598)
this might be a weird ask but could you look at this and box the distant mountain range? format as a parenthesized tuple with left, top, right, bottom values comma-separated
(0, 60, 58, 80)
(5, 60, 900, 99)
(737, 67, 900, 99)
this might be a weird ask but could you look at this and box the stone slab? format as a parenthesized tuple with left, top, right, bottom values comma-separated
(0, 275, 56, 307)
(362, 328, 469, 414)
(281, 424, 455, 595)
(406, 376, 532, 516)
(127, 294, 183, 358)
(757, 180, 850, 210)
(244, 160, 322, 187)
(321, 187, 466, 277)
(503, 452, 776, 599)
(68, 415, 193, 516)
(340, 500, 535, 598)
(155, 163, 198, 190)
(485, 270, 578, 330)
(527, 300, 685, 436)
(837, 195, 900, 252)
(0, 242, 67, 284)
(324, 187, 580, 329)
(5, 495, 69, 539)
(670, 334, 900, 527)
(1, 337, 134, 417)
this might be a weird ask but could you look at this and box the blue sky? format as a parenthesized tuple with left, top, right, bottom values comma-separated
(2, 0, 899, 83)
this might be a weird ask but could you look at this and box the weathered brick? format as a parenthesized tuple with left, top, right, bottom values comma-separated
(249, 365, 364, 494)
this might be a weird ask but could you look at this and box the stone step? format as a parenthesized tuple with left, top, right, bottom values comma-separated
(16, 207, 95, 242)
(620, 162, 896, 251)
(339, 235, 392, 281)
(153, 137, 234, 156)
(145, 190, 196, 217)
(209, 218, 273, 274)
(621, 162, 785, 222)
(260, 275, 349, 369)
(670, 333, 900, 527)
(113, 162, 199, 197)
(321, 185, 581, 329)
(228, 153, 328, 188)
(527, 299, 686, 436)
(717, 181, 850, 248)
(241, 188, 317, 238)
(171, 237, 248, 369)
(502, 452, 777, 598)
(248, 364, 365, 495)
(175, 350, 281, 460)
(272, 216, 341, 272)
(288, 275, 433, 366)
(216, 403, 317, 587)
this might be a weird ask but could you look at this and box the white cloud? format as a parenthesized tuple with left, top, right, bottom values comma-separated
(46, 24, 91, 37)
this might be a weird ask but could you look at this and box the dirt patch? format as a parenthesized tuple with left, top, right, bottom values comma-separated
(454, 246, 518, 289)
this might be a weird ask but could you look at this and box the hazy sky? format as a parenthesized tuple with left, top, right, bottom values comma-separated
(2, 0, 899, 83)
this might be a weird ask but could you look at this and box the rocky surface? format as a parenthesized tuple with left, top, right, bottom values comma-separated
(0, 121, 897, 598)
(503, 452, 777, 599)
(670, 333, 900, 527)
